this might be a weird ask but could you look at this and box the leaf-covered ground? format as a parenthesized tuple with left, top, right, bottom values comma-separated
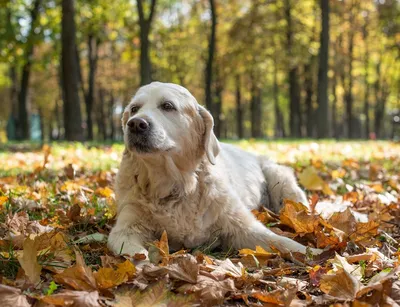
(0, 140, 399, 306)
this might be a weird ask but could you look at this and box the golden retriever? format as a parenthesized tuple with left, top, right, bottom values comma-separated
(108, 82, 321, 257)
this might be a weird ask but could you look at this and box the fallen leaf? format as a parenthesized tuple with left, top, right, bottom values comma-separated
(167, 254, 198, 283)
(280, 200, 319, 235)
(298, 166, 333, 195)
(0, 284, 31, 307)
(17, 236, 42, 285)
(320, 268, 361, 300)
(41, 290, 100, 307)
(54, 251, 97, 291)
(178, 272, 235, 304)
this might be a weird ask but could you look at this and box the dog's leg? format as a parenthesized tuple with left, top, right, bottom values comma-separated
(218, 203, 322, 256)
(107, 206, 149, 257)
(261, 160, 308, 212)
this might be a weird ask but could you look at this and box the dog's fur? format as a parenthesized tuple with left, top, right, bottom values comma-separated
(108, 82, 321, 257)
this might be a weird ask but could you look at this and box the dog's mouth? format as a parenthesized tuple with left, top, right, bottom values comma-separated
(127, 134, 173, 154)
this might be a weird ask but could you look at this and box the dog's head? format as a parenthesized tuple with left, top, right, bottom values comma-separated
(122, 82, 220, 165)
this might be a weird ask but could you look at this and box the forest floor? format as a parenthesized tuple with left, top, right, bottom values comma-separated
(0, 140, 399, 306)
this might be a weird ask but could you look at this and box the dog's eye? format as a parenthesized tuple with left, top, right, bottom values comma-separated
(130, 106, 139, 114)
(160, 101, 176, 111)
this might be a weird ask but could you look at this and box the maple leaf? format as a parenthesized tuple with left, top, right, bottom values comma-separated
(17, 236, 42, 285)
(95, 260, 136, 289)
(320, 268, 361, 300)
(148, 230, 169, 265)
(280, 200, 319, 235)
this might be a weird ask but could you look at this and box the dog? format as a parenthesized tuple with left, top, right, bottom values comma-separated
(108, 82, 322, 258)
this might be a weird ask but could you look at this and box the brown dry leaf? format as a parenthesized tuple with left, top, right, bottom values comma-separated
(41, 290, 100, 307)
(149, 230, 169, 265)
(315, 228, 341, 248)
(280, 200, 319, 235)
(252, 286, 297, 305)
(116, 260, 136, 279)
(251, 208, 278, 224)
(298, 166, 333, 195)
(350, 221, 379, 244)
(309, 265, 328, 287)
(167, 254, 198, 283)
(178, 272, 235, 304)
(328, 208, 357, 234)
(320, 268, 361, 300)
(17, 236, 42, 285)
(0, 284, 31, 307)
(54, 251, 97, 291)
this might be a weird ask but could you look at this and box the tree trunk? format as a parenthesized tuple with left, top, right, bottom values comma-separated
(304, 62, 314, 137)
(85, 35, 99, 140)
(7, 66, 18, 140)
(235, 75, 243, 139)
(250, 77, 262, 138)
(331, 71, 338, 139)
(285, 0, 301, 138)
(273, 62, 285, 138)
(137, 0, 157, 85)
(213, 68, 223, 138)
(205, 0, 217, 114)
(363, 18, 370, 139)
(316, 0, 330, 138)
(61, 0, 84, 141)
(17, 0, 41, 140)
(374, 61, 389, 138)
(345, 6, 355, 139)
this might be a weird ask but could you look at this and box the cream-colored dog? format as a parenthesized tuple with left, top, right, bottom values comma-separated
(108, 82, 321, 257)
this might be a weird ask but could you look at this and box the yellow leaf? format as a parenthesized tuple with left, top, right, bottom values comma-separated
(156, 230, 169, 257)
(298, 167, 333, 195)
(116, 260, 136, 279)
(17, 236, 42, 285)
(0, 196, 8, 206)
(95, 267, 128, 289)
(95, 187, 114, 198)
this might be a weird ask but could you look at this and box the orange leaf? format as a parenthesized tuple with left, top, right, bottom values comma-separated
(320, 268, 360, 300)
(280, 200, 319, 235)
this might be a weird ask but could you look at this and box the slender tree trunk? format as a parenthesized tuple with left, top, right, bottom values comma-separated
(304, 62, 314, 137)
(205, 0, 217, 114)
(136, 0, 157, 85)
(273, 61, 284, 138)
(235, 75, 243, 139)
(363, 19, 370, 139)
(85, 35, 99, 140)
(61, 0, 84, 141)
(17, 0, 41, 140)
(316, 0, 330, 138)
(374, 61, 389, 138)
(250, 76, 262, 138)
(331, 71, 338, 139)
(7, 66, 18, 140)
(345, 5, 355, 139)
(213, 67, 223, 138)
(285, 0, 301, 138)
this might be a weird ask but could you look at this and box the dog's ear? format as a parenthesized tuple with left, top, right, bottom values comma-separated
(121, 107, 129, 131)
(198, 105, 220, 165)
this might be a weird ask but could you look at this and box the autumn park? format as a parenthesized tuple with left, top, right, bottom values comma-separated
(0, 0, 400, 306)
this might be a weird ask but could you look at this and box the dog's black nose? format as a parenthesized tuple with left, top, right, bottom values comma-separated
(127, 118, 150, 133)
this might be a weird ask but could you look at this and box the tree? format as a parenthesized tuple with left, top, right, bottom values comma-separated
(137, 0, 157, 85)
(316, 0, 329, 138)
(61, 0, 84, 141)
(17, 0, 42, 140)
(285, 0, 302, 138)
(205, 0, 217, 114)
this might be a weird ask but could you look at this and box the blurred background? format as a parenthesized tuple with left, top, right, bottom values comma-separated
(0, 0, 399, 143)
